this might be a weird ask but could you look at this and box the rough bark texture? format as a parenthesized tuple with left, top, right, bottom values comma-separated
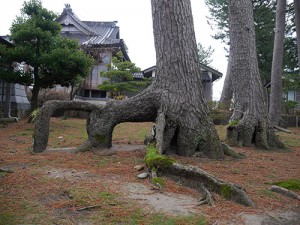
(219, 56, 233, 110)
(33, 100, 100, 152)
(295, 0, 300, 70)
(160, 163, 254, 207)
(269, 0, 286, 126)
(150, 0, 224, 158)
(227, 0, 284, 149)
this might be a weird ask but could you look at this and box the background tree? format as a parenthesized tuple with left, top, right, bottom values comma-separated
(219, 55, 233, 109)
(7, 0, 93, 110)
(0, 41, 32, 118)
(206, 0, 298, 105)
(293, 0, 300, 70)
(269, 0, 287, 126)
(227, 0, 283, 149)
(197, 43, 214, 66)
(99, 51, 150, 100)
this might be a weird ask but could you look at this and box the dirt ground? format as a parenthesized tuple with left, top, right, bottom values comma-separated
(0, 118, 299, 224)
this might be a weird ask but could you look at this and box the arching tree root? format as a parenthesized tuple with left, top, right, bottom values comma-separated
(159, 162, 254, 207)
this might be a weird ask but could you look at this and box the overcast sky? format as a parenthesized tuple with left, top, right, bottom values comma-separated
(0, 0, 228, 100)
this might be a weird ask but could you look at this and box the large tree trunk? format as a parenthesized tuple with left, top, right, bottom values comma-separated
(269, 0, 286, 126)
(149, 0, 223, 158)
(33, 0, 226, 159)
(227, 0, 284, 149)
(219, 56, 233, 110)
(295, 0, 300, 70)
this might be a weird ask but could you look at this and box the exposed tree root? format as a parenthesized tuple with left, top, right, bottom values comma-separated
(269, 185, 300, 200)
(222, 143, 245, 159)
(159, 163, 254, 207)
(197, 186, 215, 206)
(272, 125, 292, 134)
(33, 100, 101, 153)
(226, 119, 285, 150)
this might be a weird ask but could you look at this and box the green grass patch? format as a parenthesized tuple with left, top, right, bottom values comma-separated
(258, 189, 281, 199)
(0, 211, 15, 225)
(147, 214, 207, 225)
(277, 131, 300, 147)
(273, 178, 300, 190)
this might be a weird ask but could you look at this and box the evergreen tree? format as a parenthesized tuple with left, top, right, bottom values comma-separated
(5, 0, 94, 110)
(99, 51, 150, 100)
(197, 43, 214, 66)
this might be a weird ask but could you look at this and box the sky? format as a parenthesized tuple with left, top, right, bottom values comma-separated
(0, 0, 228, 100)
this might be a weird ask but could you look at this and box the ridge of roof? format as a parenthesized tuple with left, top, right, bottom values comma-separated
(57, 4, 99, 35)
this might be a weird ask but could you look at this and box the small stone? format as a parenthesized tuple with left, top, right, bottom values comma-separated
(137, 172, 148, 179)
(134, 165, 144, 171)
(58, 136, 64, 139)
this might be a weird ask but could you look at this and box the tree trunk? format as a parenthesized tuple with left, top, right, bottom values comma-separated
(227, 0, 284, 149)
(32, 0, 227, 158)
(30, 68, 40, 111)
(269, 0, 286, 126)
(148, 0, 224, 158)
(219, 56, 233, 110)
(295, 0, 300, 70)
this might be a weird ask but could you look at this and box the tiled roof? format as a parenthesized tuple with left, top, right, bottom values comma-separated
(57, 5, 121, 46)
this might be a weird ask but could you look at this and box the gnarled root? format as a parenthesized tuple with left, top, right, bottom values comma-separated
(159, 163, 254, 207)
(198, 186, 215, 206)
(269, 185, 300, 200)
(33, 100, 101, 153)
(221, 143, 245, 158)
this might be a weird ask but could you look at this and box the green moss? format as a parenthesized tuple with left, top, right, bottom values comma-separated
(228, 120, 239, 126)
(144, 145, 175, 170)
(273, 179, 300, 191)
(30, 108, 40, 122)
(221, 184, 233, 199)
(152, 177, 165, 187)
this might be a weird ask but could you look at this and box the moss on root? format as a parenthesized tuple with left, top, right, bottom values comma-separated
(273, 179, 300, 191)
(144, 145, 175, 170)
(221, 184, 233, 199)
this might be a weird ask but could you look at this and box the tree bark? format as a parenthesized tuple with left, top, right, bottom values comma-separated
(149, 0, 224, 158)
(227, 0, 284, 149)
(160, 163, 254, 206)
(219, 56, 233, 110)
(269, 0, 286, 126)
(295, 0, 300, 70)
(30, 67, 41, 111)
(33, 100, 100, 152)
